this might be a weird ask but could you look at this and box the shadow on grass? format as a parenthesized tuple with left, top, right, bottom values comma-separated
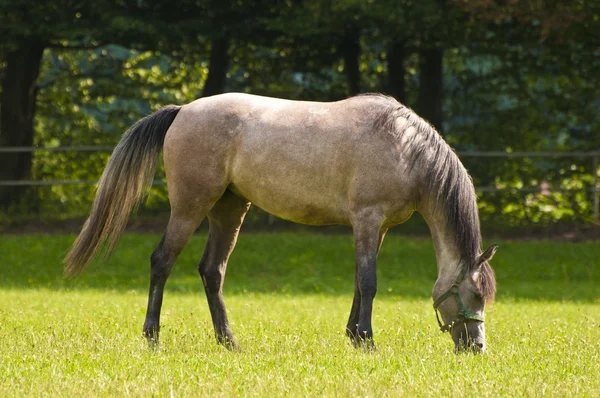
(0, 232, 598, 302)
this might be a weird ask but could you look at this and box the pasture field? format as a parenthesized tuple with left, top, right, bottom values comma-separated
(0, 232, 599, 396)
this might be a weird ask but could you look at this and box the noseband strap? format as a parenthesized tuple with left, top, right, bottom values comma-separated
(433, 265, 484, 333)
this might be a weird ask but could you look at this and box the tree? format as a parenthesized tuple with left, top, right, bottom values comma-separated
(0, 40, 45, 206)
(362, 0, 477, 131)
(0, 1, 118, 208)
(2, 0, 599, 224)
(201, 36, 230, 97)
(0, 0, 269, 208)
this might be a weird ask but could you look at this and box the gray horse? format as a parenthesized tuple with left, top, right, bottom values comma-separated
(65, 93, 497, 352)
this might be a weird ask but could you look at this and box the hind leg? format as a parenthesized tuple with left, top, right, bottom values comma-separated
(198, 190, 250, 350)
(143, 212, 206, 346)
(142, 176, 227, 346)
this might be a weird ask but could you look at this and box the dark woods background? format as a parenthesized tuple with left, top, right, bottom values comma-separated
(0, 0, 599, 229)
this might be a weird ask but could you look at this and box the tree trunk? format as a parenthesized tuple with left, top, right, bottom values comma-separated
(0, 40, 45, 209)
(387, 41, 406, 103)
(416, 48, 444, 133)
(340, 31, 361, 96)
(201, 36, 230, 97)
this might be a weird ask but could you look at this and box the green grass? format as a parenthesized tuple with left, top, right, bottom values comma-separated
(1, 232, 599, 396)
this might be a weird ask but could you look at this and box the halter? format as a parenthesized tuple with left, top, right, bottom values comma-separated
(433, 264, 484, 333)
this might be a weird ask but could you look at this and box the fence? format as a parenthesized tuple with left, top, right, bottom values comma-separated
(1, 146, 599, 222)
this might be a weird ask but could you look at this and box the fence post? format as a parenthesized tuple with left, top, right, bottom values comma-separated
(594, 154, 599, 223)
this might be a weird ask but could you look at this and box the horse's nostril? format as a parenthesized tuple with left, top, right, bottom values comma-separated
(473, 342, 484, 352)
(465, 340, 484, 352)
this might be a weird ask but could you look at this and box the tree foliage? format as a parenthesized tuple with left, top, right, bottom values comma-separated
(1, 0, 598, 225)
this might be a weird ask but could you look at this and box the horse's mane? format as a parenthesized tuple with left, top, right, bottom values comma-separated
(355, 93, 496, 302)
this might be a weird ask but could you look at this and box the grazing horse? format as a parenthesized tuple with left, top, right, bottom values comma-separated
(65, 93, 497, 352)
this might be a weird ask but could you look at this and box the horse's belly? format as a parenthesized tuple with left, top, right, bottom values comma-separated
(229, 179, 350, 226)
(229, 154, 351, 226)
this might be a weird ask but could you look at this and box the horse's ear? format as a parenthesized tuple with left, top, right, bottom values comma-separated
(476, 244, 498, 266)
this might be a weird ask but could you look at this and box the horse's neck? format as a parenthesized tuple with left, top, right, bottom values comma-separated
(419, 206, 463, 281)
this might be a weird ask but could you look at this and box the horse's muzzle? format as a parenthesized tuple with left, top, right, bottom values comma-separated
(452, 319, 485, 354)
(455, 339, 485, 353)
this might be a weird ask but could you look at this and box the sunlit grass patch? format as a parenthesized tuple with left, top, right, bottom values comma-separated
(0, 233, 599, 396)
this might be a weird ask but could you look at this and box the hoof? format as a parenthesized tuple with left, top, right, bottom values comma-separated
(351, 339, 377, 352)
(223, 341, 243, 352)
(217, 336, 242, 351)
(350, 336, 376, 351)
(143, 325, 160, 349)
(360, 339, 377, 352)
(146, 338, 159, 350)
(143, 333, 160, 350)
(346, 328, 376, 351)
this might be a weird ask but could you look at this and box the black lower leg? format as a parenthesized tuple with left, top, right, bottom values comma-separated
(346, 264, 361, 343)
(351, 216, 381, 350)
(357, 283, 376, 348)
(198, 192, 249, 350)
(198, 234, 238, 350)
(143, 235, 172, 346)
(202, 273, 238, 349)
(199, 236, 239, 350)
(355, 259, 377, 349)
(347, 229, 385, 347)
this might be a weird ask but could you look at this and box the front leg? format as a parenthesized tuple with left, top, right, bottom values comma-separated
(347, 210, 383, 350)
(346, 228, 387, 346)
(346, 262, 361, 345)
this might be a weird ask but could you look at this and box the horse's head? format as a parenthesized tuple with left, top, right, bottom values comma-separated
(432, 244, 498, 353)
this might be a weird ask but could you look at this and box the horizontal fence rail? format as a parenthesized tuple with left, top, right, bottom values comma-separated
(2, 147, 599, 157)
(0, 146, 114, 152)
(456, 151, 600, 157)
(1, 146, 599, 221)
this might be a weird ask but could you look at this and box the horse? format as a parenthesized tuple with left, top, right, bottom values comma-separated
(64, 93, 497, 352)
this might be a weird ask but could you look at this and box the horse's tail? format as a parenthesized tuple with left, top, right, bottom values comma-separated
(64, 105, 182, 277)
